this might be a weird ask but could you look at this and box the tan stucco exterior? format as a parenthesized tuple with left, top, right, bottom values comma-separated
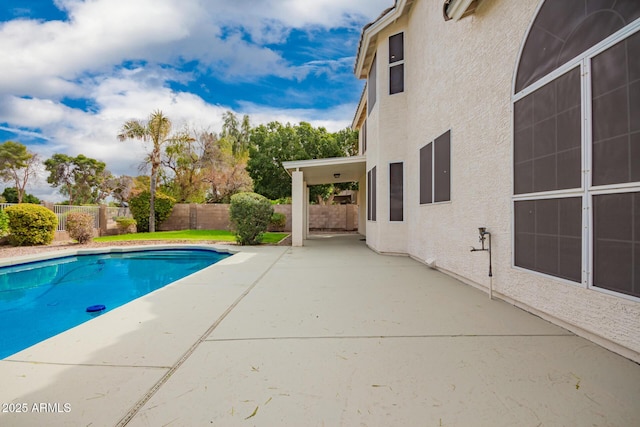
(355, 0, 640, 362)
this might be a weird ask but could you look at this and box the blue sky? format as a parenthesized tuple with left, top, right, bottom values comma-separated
(0, 0, 390, 200)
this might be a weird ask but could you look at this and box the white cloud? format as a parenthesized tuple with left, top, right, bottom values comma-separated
(0, 0, 393, 201)
(0, 0, 391, 97)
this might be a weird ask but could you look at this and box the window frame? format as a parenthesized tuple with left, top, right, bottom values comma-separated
(420, 130, 452, 205)
(367, 166, 377, 222)
(389, 161, 404, 222)
(511, 21, 640, 302)
(361, 119, 367, 154)
(389, 32, 404, 95)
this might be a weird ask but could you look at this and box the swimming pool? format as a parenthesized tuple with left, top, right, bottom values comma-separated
(0, 247, 230, 359)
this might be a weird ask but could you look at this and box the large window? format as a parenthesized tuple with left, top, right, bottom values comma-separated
(389, 162, 403, 221)
(420, 130, 451, 204)
(389, 32, 404, 94)
(513, 0, 640, 299)
(367, 166, 377, 221)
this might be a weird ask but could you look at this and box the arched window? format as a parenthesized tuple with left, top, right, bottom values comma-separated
(513, 1, 640, 299)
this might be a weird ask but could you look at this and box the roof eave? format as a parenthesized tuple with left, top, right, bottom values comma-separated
(353, 0, 413, 79)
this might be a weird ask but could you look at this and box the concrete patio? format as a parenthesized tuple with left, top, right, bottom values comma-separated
(1, 234, 639, 426)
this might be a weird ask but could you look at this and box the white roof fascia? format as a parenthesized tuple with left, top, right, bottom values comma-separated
(351, 89, 367, 130)
(354, 0, 409, 78)
(283, 156, 366, 171)
(446, 0, 475, 21)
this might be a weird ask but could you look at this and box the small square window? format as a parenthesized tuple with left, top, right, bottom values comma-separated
(389, 33, 404, 63)
(390, 64, 404, 94)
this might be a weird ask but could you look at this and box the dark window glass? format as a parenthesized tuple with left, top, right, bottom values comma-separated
(420, 143, 433, 204)
(389, 33, 404, 63)
(390, 64, 404, 94)
(367, 170, 372, 221)
(368, 56, 377, 115)
(372, 166, 377, 221)
(389, 33, 404, 64)
(514, 197, 582, 282)
(367, 167, 377, 221)
(362, 120, 367, 154)
(514, 67, 581, 194)
(515, 0, 640, 93)
(592, 31, 640, 186)
(593, 192, 640, 298)
(434, 130, 451, 202)
(389, 162, 403, 221)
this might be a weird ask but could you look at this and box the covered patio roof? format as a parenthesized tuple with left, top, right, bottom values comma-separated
(283, 156, 366, 186)
(282, 156, 367, 246)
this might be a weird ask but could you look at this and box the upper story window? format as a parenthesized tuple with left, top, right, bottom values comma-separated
(513, 0, 640, 299)
(515, 1, 640, 93)
(361, 119, 367, 154)
(389, 32, 404, 94)
(368, 55, 377, 115)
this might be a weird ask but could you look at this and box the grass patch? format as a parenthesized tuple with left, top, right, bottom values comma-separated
(94, 229, 289, 244)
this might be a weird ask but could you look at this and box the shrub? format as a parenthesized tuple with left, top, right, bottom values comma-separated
(0, 210, 9, 237)
(115, 217, 137, 234)
(230, 192, 273, 245)
(269, 212, 286, 232)
(5, 204, 58, 246)
(66, 211, 95, 244)
(129, 191, 176, 232)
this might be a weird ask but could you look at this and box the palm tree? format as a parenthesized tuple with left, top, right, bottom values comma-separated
(117, 110, 190, 232)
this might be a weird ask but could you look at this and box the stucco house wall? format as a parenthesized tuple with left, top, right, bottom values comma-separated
(358, 0, 640, 361)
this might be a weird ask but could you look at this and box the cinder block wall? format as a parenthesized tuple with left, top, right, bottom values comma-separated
(158, 204, 358, 232)
(158, 204, 191, 231)
(308, 205, 358, 231)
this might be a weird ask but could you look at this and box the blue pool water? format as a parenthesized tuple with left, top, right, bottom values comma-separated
(0, 248, 229, 359)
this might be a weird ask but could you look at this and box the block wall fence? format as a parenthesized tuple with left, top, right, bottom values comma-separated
(159, 204, 359, 233)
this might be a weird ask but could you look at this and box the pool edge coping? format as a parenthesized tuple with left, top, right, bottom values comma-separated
(0, 244, 239, 268)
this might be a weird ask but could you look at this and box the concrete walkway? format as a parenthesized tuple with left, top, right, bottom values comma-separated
(1, 234, 639, 426)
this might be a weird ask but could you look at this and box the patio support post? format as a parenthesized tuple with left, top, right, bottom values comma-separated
(304, 186, 310, 239)
(292, 170, 305, 246)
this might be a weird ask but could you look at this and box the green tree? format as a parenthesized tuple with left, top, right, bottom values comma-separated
(110, 175, 134, 205)
(44, 154, 107, 205)
(0, 141, 39, 203)
(128, 191, 176, 232)
(221, 111, 251, 156)
(162, 130, 208, 203)
(1, 187, 40, 204)
(117, 110, 192, 232)
(44, 154, 74, 203)
(247, 122, 304, 200)
(72, 155, 108, 204)
(247, 122, 357, 201)
(200, 131, 253, 203)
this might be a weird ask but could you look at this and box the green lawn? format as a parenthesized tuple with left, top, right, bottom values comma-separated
(94, 229, 289, 244)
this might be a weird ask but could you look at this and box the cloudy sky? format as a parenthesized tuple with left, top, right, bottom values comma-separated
(0, 0, 390, 201)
